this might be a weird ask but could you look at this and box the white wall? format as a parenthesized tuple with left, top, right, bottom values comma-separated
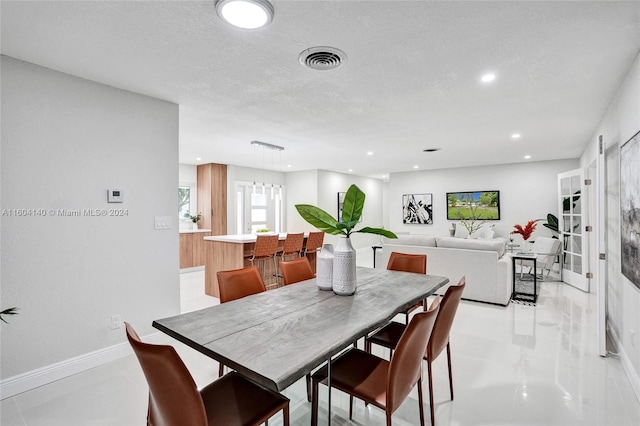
(580, 51, 640, 399)
(285, 170, 319, 234)
(0, 57, 180, 380)
(388, 159, 579, 241)
(285, 171, 384, 250)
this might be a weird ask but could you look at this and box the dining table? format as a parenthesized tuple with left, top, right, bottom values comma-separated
(153, 266, 449, 423)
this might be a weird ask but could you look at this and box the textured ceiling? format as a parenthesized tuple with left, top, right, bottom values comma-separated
(2, 1, 639, 178)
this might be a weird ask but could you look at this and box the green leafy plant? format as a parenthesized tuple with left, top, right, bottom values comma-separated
(542, 213, 559, 235)
(256, 227, 271, 233)
(189, 213, 202, 223)
(0, 307, 19, 324)
(295, 184, 397, 239)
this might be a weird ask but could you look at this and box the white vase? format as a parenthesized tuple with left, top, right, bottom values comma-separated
(316, 244, 334, 291)
(333, 237, 357, 296)
(192, 222, 199, 230)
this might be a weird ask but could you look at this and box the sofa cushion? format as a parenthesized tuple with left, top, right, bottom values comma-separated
(382, 234, 436, 247)
(436, 236, 506, 257)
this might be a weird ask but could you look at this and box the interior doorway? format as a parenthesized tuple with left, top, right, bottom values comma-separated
(234, 182, 283, 234)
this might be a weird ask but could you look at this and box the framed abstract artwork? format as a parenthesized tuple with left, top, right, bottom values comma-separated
(403, 193, 433, 224)
(620, 130, 640, 289)
(337, 192, 346, 220)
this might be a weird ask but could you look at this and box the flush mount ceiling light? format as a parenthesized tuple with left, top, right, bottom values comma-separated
(481, 73, 496, 83)
(215, 0, 274, 29)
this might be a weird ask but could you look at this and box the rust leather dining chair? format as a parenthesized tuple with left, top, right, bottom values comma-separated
(387, 252, 428, 323)
(217, 265, 267, 303)
(280, 257, 314, 285)
(365, 277, 466, 426)
(125, 322, 290, 426)
(311, 298, 441, 426)
(216, 266, 267, 376)
(246, 234, 280, 288)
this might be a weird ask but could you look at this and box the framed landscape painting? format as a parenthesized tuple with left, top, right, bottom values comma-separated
(447, 191, 500, 220)
(403, 193, 433, 224)
(620, 130, 640, 290)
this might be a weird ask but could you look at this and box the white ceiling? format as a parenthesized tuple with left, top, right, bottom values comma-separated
(2, 1, 639, 178)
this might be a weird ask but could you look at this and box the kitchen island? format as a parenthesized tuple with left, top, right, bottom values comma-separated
(203, 234, 315, 297)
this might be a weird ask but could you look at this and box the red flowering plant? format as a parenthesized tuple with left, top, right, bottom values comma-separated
(511, 220, 537, 241)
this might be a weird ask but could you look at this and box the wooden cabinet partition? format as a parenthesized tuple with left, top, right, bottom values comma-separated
(196, 163, 227, 236)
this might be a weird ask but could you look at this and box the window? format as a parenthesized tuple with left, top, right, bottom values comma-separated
(179, 186, 190, 219)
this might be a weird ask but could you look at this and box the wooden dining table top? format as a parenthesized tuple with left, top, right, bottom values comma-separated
(153, 266, 449, 392)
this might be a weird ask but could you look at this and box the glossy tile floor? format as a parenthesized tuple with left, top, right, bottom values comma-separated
(2, 256, 639, 425)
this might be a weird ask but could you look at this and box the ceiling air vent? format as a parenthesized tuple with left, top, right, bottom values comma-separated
(299, 46, 347, 71)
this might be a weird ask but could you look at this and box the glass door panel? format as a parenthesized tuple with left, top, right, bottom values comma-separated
(558, 169, 589, 291)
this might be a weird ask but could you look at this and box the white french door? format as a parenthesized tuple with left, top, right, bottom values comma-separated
(558, 169, 589, 292)
(595, 136, 607, 356)
(235, 182, 282, 234)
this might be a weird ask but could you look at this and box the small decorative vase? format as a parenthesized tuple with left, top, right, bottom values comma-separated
(524, 240, 533, 252)
(448, 223, 456, 237)
(316, 244, 334, 291)
(192, 222, 199, 230)
(333, 237, 357, 296)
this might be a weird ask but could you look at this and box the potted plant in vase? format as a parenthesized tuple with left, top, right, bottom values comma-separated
(296, 184, 397, 295)
(189, 212, 202, 230)
(511, 220, 537, 251)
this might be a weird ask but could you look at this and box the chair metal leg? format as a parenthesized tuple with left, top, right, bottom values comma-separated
(349, 395, 354, 419)
(447, 342, 454, 400)
(417, 376, 425, 426)
(311, 377, 319, 426)
(306, 373, 312, 402)
(427, 360, 435, 426)
(218, 363, 224, 378)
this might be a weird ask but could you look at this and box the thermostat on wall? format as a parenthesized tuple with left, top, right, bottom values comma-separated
(107, 189, 124, 203)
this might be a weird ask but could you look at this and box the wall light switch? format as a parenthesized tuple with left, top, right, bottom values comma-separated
(154, 216, 172, 230)
(107, 189, 124, 203)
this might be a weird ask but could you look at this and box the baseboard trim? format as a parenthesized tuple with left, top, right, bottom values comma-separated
(608, 325, 640, 402)
(0, 331, 162, 400)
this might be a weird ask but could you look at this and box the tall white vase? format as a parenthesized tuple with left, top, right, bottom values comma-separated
(333, 236, 357, 296)
(316, 243, 334, 291)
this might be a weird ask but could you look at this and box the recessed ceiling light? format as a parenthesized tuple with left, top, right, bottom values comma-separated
(413, 165, 419, 169)
(524, 155, 531, 159)
(481, 73, 496, 83)
(348, 169, 353, 172)
(196, 157, 202, 161)
(367, 151, 373, 156)
(287, 164, 292, 168)
(215, 0, 274, 29)
(381, 174, 387, 178)
(512, 133, 521, 139)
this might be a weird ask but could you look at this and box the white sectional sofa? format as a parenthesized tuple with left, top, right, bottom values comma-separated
(375, 235, 512, 306)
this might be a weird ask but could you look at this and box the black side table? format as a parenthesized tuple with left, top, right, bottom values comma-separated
(511, 254, 538, 304)
(372, 245, 382, 268)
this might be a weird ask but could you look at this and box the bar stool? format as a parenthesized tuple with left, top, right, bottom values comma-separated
(276, 233, 304, 284)
(303, 231, 325, 256)
(303, 231, 325, 274)
(246, 234, 280, 288)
